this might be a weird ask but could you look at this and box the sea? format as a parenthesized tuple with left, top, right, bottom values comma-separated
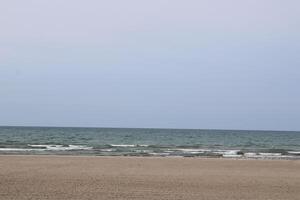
(0, 126, 300, 159)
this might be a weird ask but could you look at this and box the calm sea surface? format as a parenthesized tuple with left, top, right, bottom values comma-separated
(0, 126, 299, 159)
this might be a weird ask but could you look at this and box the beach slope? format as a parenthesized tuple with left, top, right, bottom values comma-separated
(0, 156, 299, 200)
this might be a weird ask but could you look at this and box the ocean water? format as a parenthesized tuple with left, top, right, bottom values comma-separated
(0, 126, 300, 159)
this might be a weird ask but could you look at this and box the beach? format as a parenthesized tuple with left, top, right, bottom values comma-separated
(0, 156, 299, 200)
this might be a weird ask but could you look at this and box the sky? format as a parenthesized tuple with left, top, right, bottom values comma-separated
(0, 0, 300, 131)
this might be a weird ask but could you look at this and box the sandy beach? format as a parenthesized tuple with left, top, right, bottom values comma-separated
(0, 156, 299, 200)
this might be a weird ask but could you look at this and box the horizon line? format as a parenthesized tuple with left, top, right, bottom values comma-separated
(0, 125, 299, 133)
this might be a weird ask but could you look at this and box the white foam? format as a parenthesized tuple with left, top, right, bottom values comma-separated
(164, 150, 175, 153)
(174, 149, 210, 153)
(213, 150, 240, 155)
(28, 144, 92, 151)
(244, 152, 291, 159)
(109, 144, 149, 147)
(100, 149, 116, 152)
(210, 150, 242, 158)
(68, 145, 93, 150)
(244, 153, 257, 157)
(149, 152, 170, 156)
(134, 150, 152, 153)
(0, 148, 45, 151)
(258, 153, 282, 156)
(176, 149, 208, 152)
(223, 154, 243, 158)
(110, 144, 136, 147)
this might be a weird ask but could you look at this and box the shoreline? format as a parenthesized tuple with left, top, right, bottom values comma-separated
(1, 155, 299, 200)
(0, 154, 299, 161)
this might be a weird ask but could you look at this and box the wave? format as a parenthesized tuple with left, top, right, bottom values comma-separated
(0, 144, 299, 159)
(0, 148, 45, 152)
(243, 152, 296, 159)
(148, 152, 170, 156)
(28, 144, 93, 151)
(258, 153, 282, 156)
(208, 150, 242, 158)
(287, 151, 300, 155)
(99, 149, 116, 152)
(171, 148, 209, 154)
(0, 145, 93, 152)
(109, 144, 149, 147)
(110, 144, 136, 147)
(244, 153, 257, 157)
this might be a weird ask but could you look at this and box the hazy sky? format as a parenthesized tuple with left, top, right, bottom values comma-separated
(1, 0, 300, 130)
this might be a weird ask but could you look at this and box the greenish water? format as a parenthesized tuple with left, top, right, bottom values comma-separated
(0, 126, 299, 159)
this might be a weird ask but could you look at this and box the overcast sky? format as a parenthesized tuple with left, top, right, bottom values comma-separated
(1, 0, 300, 130)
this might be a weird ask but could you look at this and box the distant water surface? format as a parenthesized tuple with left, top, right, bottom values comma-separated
(0, 126, 299, 159)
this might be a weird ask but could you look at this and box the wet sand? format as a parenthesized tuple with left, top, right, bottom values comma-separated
(0, 156, 299, 200)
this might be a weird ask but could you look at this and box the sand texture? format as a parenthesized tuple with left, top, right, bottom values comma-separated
(0, 156, 299, 200)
